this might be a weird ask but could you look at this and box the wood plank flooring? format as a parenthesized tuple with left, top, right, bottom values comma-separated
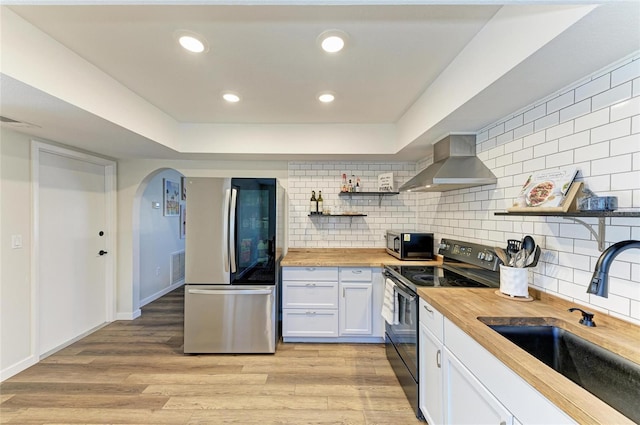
(1, 287, 422, 424)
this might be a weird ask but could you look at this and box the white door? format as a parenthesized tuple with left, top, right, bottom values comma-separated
(34, 142, 115, 356)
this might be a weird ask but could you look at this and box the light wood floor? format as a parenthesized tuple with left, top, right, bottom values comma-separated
(1, 287, 422, 425)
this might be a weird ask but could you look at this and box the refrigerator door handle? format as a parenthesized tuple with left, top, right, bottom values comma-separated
(187, 288, 273, 296)
(223, 188, 231, 273)
(229, 188, 238, 273)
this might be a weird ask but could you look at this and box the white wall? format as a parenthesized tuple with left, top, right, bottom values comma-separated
(0, 128, 33, 379)
(139, 169, 184, 304)
(417, 55, 640, 325)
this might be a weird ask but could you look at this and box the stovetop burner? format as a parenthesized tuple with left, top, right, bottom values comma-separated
(386, 265, 495, 289)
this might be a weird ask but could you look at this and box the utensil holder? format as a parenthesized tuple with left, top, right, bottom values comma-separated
(499, 265, 529, 297)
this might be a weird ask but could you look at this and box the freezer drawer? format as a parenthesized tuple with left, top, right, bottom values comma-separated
(184, 284, 277, 354)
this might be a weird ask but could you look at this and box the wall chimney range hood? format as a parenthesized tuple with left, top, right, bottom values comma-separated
(399, 134, 497, 192)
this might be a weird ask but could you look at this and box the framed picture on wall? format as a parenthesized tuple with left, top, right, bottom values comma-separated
(164, 179, 180, 216)
(179, 203, 186, 239)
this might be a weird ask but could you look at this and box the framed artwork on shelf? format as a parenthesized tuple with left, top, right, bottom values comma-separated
(164, 178, 180, 216)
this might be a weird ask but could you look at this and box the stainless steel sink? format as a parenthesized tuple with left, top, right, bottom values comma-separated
(478, 318, 640, 422)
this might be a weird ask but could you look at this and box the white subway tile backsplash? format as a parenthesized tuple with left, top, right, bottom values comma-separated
(592, 81, 632, 111)
(533, 140, 558, 157)
(611, 59, 640, 87)
(610, 95, 640, 122)
(560, 98, 591, 123)
(505, 115, 524, 132)
(591, 118, 631, 143)
(611, 133, 640, 155)
(574, 141, 609, 163)
(575, 73, 610, 102)
(524, 104, 546, 124)
(545, 121, 574, 141)
(559, 131, 590, 151)
(547, 91, 575, 114)
(535, 111, 560, 132)
(545, 151, 574, 168)
(513, 122, 534, 139)
(611, 170, 640, 191)
(592, 155, 632, 176)
(574, 108, 610, 132)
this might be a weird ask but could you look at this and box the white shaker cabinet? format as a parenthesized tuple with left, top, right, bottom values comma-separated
(419, 298, 444, 425)
(282, 266, 384, 342)
(443, 346, 513, 425)
(339, 268, 373, 335)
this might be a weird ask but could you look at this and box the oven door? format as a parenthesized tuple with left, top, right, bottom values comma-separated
(385, 277, 418, 380)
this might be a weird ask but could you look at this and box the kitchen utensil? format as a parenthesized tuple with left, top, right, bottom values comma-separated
(507, 239, 521, 255)
(522, 235, 536, 256)
(526, 246, 541, 267)
(494, 247, 509, 265)
(514, 249, 528, 268)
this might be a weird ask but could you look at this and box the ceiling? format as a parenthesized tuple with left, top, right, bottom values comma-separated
(1, 1, 639, 161)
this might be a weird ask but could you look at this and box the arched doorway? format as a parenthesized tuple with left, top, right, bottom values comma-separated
(132, 168, 185, 315)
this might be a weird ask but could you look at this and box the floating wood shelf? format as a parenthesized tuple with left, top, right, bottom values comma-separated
(338, 191, 399, 206)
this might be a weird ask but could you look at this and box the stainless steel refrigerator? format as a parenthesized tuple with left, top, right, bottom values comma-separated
(183, 177, 285, 354)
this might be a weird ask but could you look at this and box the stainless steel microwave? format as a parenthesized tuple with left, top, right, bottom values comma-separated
(386, 231, 434, 260)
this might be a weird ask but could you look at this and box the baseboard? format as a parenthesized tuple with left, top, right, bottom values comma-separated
(0, 355, 38, 382)
(116, 309, 141, 320)
(139, 281, 184, 308)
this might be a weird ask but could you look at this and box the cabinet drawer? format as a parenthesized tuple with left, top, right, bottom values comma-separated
(282, 267, 338, 281)
(339, 267, 373, 282)
(419, 298, 443, 341)
(282, 309, 338, 337)
(283, 281, 338, 309)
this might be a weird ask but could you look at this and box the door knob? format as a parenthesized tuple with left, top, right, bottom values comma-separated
(99, 250, 108, 256)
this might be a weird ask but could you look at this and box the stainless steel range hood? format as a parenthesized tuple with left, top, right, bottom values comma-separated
(399, 134, 497, 192)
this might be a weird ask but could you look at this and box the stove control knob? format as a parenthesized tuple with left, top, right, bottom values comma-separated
(485, 253, 494, 262)
(477, 252, 485, 260)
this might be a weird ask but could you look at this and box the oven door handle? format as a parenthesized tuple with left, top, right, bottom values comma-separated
(392, 281, 416, 302)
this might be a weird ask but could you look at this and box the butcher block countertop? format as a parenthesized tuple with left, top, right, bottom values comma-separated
(418, 287, 640, 425)
(281, 248, 442, 267)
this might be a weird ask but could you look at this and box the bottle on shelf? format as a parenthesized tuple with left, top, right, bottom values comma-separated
(310, 190, 317, 215)
(348, 178, 353, 192)
(317, 191, 324, 214)
(341, 173, 348, 192)
(355, 177, 361, 192)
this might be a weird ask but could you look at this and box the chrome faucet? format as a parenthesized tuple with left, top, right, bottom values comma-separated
(587, 240, 640, 298)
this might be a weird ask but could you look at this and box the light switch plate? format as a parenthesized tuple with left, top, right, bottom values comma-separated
(11, 234, 23, 249)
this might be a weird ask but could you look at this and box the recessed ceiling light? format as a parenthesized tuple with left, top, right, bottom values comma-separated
(175, 30, 209, 53)
(223, 92, 241, 103)
(318, 93, 335, 103)
(318, 30, 348, 53)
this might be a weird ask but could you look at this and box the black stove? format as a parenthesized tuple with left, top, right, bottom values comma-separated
(383, 238, 501, 422)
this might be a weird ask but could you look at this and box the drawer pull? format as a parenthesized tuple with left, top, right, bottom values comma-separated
(305, 283, 316, 287)
(436, 349, 441, 368)
(352, 270, 362, 274)
(306, 311, 316, 315)
(306, 267, 316, 271)
(423, 304, 434, 314)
